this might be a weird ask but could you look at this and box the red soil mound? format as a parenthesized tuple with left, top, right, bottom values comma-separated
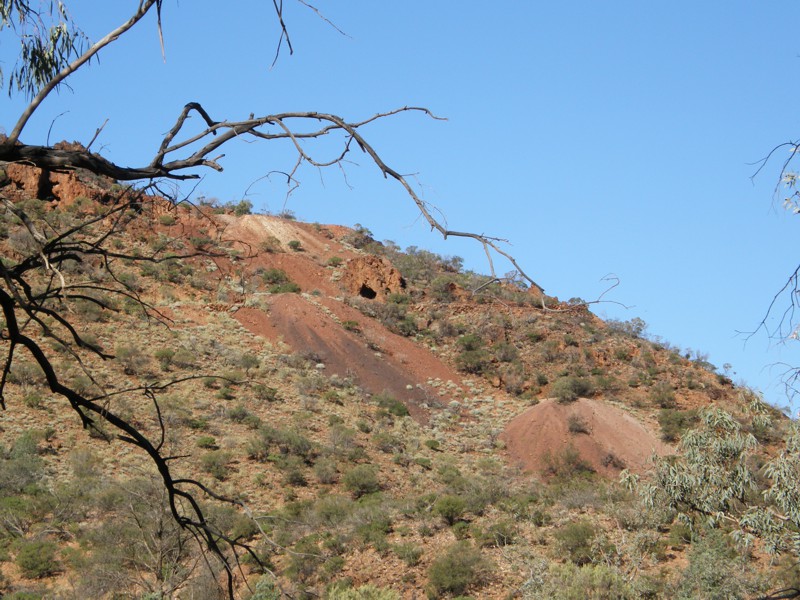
(234, 295, 464, 423)
(501, 398, 672, 477)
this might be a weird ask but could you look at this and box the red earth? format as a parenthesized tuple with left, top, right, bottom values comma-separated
(501, 397, 672, 477)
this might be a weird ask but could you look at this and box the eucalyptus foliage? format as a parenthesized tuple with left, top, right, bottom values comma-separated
(0, 1, 89, 98)
(624, 391, 800, 561)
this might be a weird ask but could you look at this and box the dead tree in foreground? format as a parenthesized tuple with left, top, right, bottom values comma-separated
(0, 1, 545, 596)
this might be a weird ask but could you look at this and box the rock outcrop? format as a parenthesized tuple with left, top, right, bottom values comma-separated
(342, 255, 406, 300)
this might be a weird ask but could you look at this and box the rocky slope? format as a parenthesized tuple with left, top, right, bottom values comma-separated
(0, 162, 787, 599)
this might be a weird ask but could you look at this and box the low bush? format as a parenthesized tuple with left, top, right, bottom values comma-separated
(373, 432, 404, 454)
(552, 376, 594, 403)
(393, 543, 423, 566)
(535, 563, 637, 599)
(477, 520, 516, 548)
(247, 426, 317, 463)
(313, 458, 338, 484)
(375, 391, 409, 417)
(567, 414, 590, 434)
(250, 574, 281, 600)
(115, 344, 148, 375)
(457, 333, 483, 352)
(342, 465, 380, 498)
(434, 494, 467, 525)
(426, 541, 490, 598)
(342, 320, 361, 332)
(269, 282, 301, 294)
(424, 439, 441, 451)
(327, 584, 400, 600)
(676, 530, 761, 599)
(261, 268, 289, 285)
(154, 348, 175, 371)
(650, 382, 677, 408)
(260, 235, 282, 253)
(456, 349, 491, 374)
(554, 520, 597, 566)
(542, 445, 595, 479)
(658, 409, 698, 443)
(15, 539, 59, 578)
(200, 450, 233, 480)
(196, 436, 218, 449)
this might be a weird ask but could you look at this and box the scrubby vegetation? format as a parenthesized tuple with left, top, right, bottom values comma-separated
(0, 183, 788, 599)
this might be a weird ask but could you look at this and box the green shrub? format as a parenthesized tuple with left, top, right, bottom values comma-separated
(342, 223, 375, 249)
(567, 414, 590, 434)
(451, 520, 470, 540)
(477, 520, 516, 548)
(327, 256, 344, 267)
(668, 521, 693, 548)
(650, 382, 677, 408)
(394, 315, 418, 336)
(614, 347, 633, 361)
(154, 347, 175, 371)
(261, 268, 289, 284)
(676, 530, 759, 599)
(535, 563, 636, 600)
(434, 495, 466, 525)
(234, 200, 253, 216)
(327, 585, 400, 600)
(238, 353, 260, 372)
(342, 465, 380, 498)
(426, 542, 490, 598)
(22, 392, 44, 409)
(542, 445, 595, 479)
(196, 436, 218, 449)
(375, 391, 409, 417)
(250, 574, 281, 600)
(457, 334, 483, 352)
(658, 409, 698, 443)
(393, 542, 423, 566)
(455, 349, 491, 374)
(115, 344, 148, 375)
(260, 235, 282, 253)
(158, 214, 176, 225)
(314, 458, 338, 484)
(551, 376, 594, 403)
(373, 431, 404, 454)
(227, 404, 253, 422)
(281, 456, 308, 487)
(15, 539, 59, 578)
(269, 282, 301, 294)
(430, 275, 458, 302)
(387, 292, 411, 304)
(286, 535, 323, 581)
(248, 426, 316, 463)
(606, 317, 647, 338)
(253, 384, 280, 402)
(342, 320, 361, 332)
(200, 450, 233, 480)
(554, 520, 597, 566)
(288, 240, 302, 251)
(494, 342, 519, 363)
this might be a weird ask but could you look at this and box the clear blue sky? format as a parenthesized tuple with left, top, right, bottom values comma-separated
(3, 1, 800, 410)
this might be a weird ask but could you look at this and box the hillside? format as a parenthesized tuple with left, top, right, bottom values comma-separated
(0, 163, 792, 599)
